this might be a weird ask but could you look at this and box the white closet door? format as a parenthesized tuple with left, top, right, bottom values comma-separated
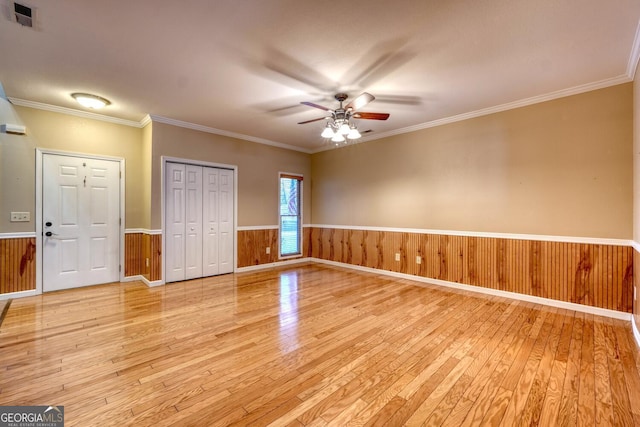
(202, 167, 219, 276)
(185, 165, 203, 280)
(166, 163, 186, 283)
(165, 162, 234, 283)
(218, 169, 234, 274)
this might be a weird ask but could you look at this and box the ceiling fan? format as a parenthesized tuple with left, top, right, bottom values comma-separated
(298, 92, 389, 143)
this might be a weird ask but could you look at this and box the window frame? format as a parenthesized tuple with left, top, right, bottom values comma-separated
(278, 172, 303, 259)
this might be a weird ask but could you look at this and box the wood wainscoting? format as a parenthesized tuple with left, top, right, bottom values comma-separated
(237, 227, 311, 268)
(307, 227, 634, 313)
(124, 232, 162, 282)
(0, 237, 36, 294)
(634, 248, 640, 334)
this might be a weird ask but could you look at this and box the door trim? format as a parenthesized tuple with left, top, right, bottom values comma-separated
(161, 156, 238, 285)
(36, 148, 125, 294)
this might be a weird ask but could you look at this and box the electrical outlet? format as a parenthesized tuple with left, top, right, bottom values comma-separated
(146, 258, 150, 267)
(395, 253, 400, 261)
(266, 247, 270, 255)
(416, 255, 422, 264)
(10, 212, 30, 222)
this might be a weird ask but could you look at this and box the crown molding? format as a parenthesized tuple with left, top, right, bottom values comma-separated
(627, 19, 640, 79)
(140, 114, 152, 127)
(310, 74, 633, 153)
(8, 98, 144, 128)
(148, 114, 312, 154)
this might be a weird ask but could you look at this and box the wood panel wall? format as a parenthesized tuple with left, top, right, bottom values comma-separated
(148, 234, 162, 282)
(0, 237, 36, 294)
(125, 233, 144, 277)
(308, 227, 634, 313)
(634, 249, 640, 331)
(237, 227, 310, 268)
(124, 232, 162, 282)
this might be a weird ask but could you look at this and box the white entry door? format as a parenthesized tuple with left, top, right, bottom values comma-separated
(42, 154, 121, 292)
(165, 162, 234, 283)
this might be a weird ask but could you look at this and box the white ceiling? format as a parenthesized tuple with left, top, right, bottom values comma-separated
(1, 0, 639, 153)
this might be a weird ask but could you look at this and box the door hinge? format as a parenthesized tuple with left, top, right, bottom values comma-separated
(119, 265, 122, 272)
(119, 171, 122, 179)
(119, 218, 122, 226)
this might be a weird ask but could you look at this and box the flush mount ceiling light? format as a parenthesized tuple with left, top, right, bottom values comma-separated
(298, 92, 389, 146)
(71, 93, 111, 109)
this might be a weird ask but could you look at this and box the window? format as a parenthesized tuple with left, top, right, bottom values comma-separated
(279, 173, 302, 257)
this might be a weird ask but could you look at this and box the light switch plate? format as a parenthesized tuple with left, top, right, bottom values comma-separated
(395, 253, 400, 261)
(416, 255, 422, 264)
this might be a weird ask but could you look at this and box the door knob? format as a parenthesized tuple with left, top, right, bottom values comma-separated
(45, 231, 53, 237)
(45, 221, 52, 227)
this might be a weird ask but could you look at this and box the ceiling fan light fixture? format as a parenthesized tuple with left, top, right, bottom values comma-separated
(348, 127, 361, 139)
(321, 124, 335, 138)
(71, 93, 111, 109)
(331, 133, 345, 143)
(339, 121, 351, 135)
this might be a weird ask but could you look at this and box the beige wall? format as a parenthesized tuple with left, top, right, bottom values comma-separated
(150, 122, 311, 229)
(633, 65, 640, 329)
(0, 103, 145, 232)
(141, 123, 153, 230)
(634, 66, 640, 243)
(312, 83, 633, 239)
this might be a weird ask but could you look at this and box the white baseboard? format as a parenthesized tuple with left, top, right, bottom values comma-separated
(632, 317, 640, 349)
(312, 258, 632, 321)
(122, 274, 164, 287)
(235, 257, 312, 273)
(0, 290, 37, 300)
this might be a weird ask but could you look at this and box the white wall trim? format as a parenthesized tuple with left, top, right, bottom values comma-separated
(632, 317, 640, 349)
(631, 241, 640, 253)
(236, 257, 311, 273)
(237, 224, 312, 231)
(150, 115, 311, 154)
(308, 224, 631, 246)
(0, 232, 36, 239)
(312, 258, 631, 321)
(0, 290, 37, 300)
(124, 228, 162, 235)
(311, 75, 633, 154)
(237, 225, 279, 231)
(627, 19, 640, 79)
(121, 274, 164, 287)
(8, 98, 144, 128)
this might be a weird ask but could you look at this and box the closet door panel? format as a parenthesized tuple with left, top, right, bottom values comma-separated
(185, 165, 203, 280)
(166, 163, 186, 283)
(203, 167, 219, 276)
(219, 169, 234, 274)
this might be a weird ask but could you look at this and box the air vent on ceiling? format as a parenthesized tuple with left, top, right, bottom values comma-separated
(13, 2, 33, 27)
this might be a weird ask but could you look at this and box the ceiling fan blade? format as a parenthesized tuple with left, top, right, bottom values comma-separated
(298, 117, 327, 124)
(300, 101, 331, 111)
(353, 112, 390, 120)
(345, 92, 375, 110)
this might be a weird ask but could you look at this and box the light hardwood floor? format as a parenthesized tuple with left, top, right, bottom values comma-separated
(1, 263, 639, 426)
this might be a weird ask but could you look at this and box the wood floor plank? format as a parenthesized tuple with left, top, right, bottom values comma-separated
(0, 264, 638, 426)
